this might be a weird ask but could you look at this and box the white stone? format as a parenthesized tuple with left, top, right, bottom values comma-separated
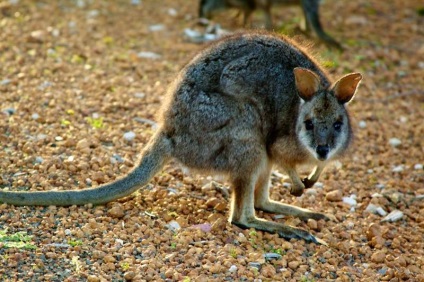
(381, 210, 404, 222)
(314, 182, 324, 188)
(149, 24, 165, 32)
(414, 163, 423, 170)
(392, 165, 404, 172)
(166, 220, 181, 232)
(137, 51, 161, 59)
(389, 138, 402, 147)
(305, 188, 317, 196)
(168, 8, 177, 16)
(123, 131, 136, 141)
(358, 120, 367, 128)
(343, 196, 357, 206)
(35, 157, 44, 164)
(229, 265, 238, 272)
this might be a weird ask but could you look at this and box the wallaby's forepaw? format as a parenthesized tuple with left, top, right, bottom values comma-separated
(290, 185, 304, 196)
(301, 177, 316, 189)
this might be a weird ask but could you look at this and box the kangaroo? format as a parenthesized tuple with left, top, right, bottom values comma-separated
(199, 0, 343, 50)
(0, 32, 361, 244)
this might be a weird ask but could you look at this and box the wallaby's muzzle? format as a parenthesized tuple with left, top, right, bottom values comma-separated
(316, 145, 330, 160)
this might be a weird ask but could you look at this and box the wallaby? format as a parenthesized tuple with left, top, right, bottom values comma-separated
(0, 32, 361, 244)
(199, 0, 343, 50)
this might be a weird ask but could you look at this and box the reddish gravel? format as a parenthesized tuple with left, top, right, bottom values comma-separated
(0, 0, 423, 281)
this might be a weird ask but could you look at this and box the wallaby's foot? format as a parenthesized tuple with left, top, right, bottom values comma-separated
(302, 177, 316, 189)
(322, 38, 343, 51)
(232, 217, 326, 245)
(255, 199, 329, 222)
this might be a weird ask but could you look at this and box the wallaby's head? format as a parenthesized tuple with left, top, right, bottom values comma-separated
(294, 68, 362, 162)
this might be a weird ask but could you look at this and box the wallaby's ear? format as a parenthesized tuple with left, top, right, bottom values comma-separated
(332, 73, 362, 104)
(293, 67, 321, 101)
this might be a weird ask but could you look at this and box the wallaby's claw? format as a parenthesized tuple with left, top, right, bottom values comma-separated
(323, 213, 337, 222)
(278, 228, 327, 245)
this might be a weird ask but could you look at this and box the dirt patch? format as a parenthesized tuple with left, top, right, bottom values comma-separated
(0, 0, 423, 281)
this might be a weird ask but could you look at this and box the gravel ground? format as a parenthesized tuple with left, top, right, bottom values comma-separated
(0, 0, 423, 281)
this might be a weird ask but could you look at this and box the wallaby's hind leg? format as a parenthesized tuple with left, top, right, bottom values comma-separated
(229, 159, 325, 244)
(254, 164, 329, 222)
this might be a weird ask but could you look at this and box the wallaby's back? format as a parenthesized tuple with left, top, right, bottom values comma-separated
(160, 32, 331, 172)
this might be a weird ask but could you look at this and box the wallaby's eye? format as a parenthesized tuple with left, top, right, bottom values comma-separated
(304, 120, 314, 131)
(334, 121, 343, 131)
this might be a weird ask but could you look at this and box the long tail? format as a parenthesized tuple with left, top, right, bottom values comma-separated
(0, 132, 172, 206)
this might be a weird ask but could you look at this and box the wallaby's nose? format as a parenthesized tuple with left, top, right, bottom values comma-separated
(316, 145, 329, 160)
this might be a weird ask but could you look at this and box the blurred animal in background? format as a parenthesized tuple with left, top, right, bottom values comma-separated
(199, 0, 342, 50)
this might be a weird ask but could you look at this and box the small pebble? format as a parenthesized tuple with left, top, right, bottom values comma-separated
(149, 24, 165, 32)
(32, 113, 40, 120)
(288, 261, 300, 270)
(3, 108, 16, 115)
(314, 182, 324, 188)
(0, 79, 11, 85)
(282, 182, 291, 188)
(87, 275, 100, 282)
(389, 138, 401, 147)
(414, 163, 423, 170)
(166, 220, 181, 232)
(264, 253, 282, 260)
(366, 223, 381, 241)
(305, 188, 317, 196)
(228, 265, 237, 273)
(326, 190, 342, 202)
(358, 120, 367, 128)
(134, 92, 145, 98)
(381, 210, 403, 222)
(248, 262, 261, 270)
(168, 8, 177, 16)
(342, 195, 357, 207)
(371, 250, 386, 263)
(35, 156, 44, 164)
(375, 183, 385, 189)
(307, 219, 318, 230)
(123, 131, 136, 141)
(392, 165, 404, 172)
(108, 204, 125, 218)
(365, 203, 387, 216)
(124, 271, 136, 280)
(137, 51, 161, 59)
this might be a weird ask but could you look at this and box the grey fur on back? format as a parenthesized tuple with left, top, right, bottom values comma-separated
(160, 32, 331, 172)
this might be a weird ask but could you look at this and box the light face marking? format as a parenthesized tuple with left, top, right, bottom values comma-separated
(296, 92, 350, 162)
